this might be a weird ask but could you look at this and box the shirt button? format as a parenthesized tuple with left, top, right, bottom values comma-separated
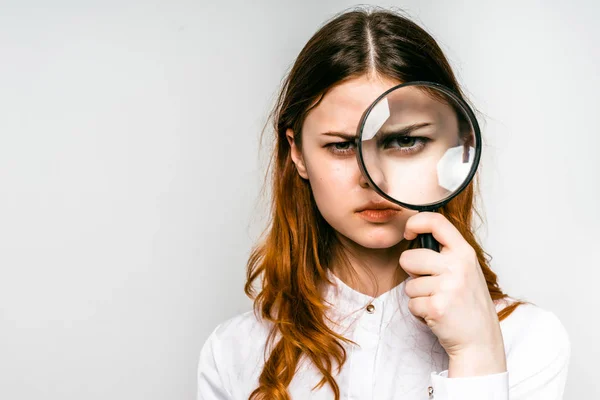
(428, 386, 434, 397)
(366, 304, 375, 313)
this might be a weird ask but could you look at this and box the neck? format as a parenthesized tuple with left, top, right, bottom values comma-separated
(331, 235, 411, 298)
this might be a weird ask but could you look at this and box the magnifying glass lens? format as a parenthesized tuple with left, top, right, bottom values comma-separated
(358, 83, 478, 208)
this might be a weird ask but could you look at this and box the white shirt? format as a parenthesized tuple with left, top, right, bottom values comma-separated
(197, 270, 570, 399)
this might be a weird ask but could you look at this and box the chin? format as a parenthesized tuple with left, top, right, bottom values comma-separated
(343, 225, 405, 250)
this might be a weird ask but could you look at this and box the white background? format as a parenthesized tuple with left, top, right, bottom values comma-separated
(0, 1, 598, 399)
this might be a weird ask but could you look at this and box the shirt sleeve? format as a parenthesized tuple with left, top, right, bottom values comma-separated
(428, 309, 570, 399)
(197, 325, 233, 400)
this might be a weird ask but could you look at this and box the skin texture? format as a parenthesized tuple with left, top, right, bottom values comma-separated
(287, 74, 507, 377)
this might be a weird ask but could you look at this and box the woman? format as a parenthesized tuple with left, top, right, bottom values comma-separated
(197, 7, 570, 400)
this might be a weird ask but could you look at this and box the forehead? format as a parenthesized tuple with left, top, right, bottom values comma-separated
(302, 75, 401, 136)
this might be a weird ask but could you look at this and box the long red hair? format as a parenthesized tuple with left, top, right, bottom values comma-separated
(244, 7, 523, 400)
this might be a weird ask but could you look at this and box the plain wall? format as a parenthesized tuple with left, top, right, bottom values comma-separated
(0, 1, 597, 399)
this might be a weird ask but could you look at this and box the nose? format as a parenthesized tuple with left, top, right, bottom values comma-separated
(358, 154, 388, 193)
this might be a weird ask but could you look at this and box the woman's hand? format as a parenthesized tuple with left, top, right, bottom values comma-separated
(399, 212, 507, 378)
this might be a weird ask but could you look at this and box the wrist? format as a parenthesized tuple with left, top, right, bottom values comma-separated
(447, 344, 507, 378)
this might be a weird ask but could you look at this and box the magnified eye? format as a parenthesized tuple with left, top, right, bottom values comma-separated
(394, 136, 418, 148)
(380, 134, 430, 153)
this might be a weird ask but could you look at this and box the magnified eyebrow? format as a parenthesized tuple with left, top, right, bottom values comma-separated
(379, 122, 432, 135)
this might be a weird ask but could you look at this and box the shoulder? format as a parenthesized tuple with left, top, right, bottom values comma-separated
(204, 309, 272, 355)
(496, 299, 571, 391)
(496, 299, 570, 353)
(203, 310, 273, 373)
(198, 310, 273, 398)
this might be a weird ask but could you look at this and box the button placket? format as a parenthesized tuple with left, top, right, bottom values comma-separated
(359, 298, 386, 333)
(345, 299, 387, 400)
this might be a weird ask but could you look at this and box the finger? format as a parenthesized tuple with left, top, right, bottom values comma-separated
(404, 275, 440, 298)
(407, 296, 431, 319)
(403, 212, 466, 252)
(399, 248, 445, 276)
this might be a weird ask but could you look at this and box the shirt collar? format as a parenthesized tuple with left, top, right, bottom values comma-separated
(322, 268, 407, 313)
(321, 268, 432, 333)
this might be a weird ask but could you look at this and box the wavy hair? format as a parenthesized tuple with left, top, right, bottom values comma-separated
(244, 7, 523, 400)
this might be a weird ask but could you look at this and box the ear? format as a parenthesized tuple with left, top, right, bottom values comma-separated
(286, 128, 309, 180)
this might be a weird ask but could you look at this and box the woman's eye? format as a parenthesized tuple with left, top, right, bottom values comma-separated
(326, 141, 355, 155)
(388, 136, 418, 148)
(382, 135, 429, 153)
(334, 142, 352, 150)
(395, 137, 417, 147)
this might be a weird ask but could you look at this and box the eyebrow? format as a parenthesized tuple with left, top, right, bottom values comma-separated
(379, 122, 432, 135)
(321, 131, 357, 140)
(321, 122, 432, 140)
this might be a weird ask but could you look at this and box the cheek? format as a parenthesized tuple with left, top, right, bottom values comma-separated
(313, 162, 354, 188)
(305, 155, 357, 211)
(382, 151, 452, 204)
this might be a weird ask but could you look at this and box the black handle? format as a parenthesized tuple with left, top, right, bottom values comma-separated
(419, 232, 439, 252)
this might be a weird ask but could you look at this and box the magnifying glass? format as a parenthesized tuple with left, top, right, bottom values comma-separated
(356, 81, 482, 252)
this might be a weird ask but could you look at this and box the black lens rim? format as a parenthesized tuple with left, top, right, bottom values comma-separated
(355, 81, 482, 212)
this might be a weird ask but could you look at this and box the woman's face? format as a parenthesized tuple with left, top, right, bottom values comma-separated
(286, 75, 462, 249)
(286, 75, 411, 249)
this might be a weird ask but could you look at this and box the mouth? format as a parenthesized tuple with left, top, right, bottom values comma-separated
(356, 208, 400, 223)
(355, 201, 402, 213)
(355, 202, 402, 223)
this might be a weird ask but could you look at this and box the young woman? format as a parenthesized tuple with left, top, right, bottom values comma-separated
(197, 8, 570, 400)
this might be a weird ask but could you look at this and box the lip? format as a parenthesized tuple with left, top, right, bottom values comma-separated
(355, 201, 402, 223)
(357, 208, 400, 223)
(355, 201, 402, 212)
